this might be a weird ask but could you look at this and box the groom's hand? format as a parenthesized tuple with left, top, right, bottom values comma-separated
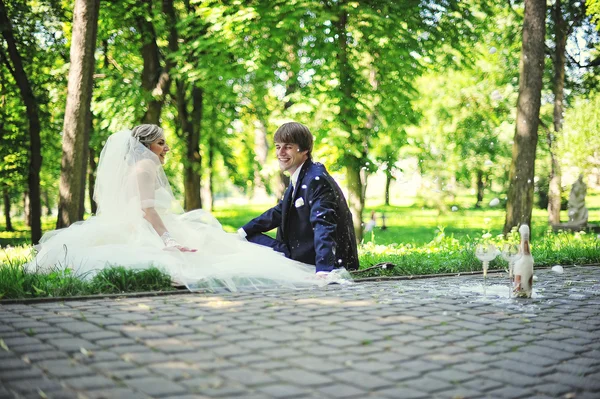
(315, 271, 330, 279)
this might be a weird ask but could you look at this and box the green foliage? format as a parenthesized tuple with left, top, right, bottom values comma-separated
(558, 92, 600, 175)
(589, 0, 600, 26)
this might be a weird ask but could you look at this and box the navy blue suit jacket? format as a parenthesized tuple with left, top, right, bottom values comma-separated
(242, 160, 359, 272)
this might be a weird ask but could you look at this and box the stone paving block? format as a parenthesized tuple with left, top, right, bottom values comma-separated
(62, 375, 117, 390)
(80, 330, 123, 341)
(148, 361, 204, 380)
(120, 350, 174, 364)
(8, 343, 57, 354)
(249, 361, 289, 371)
(37, 359, 95, 378)
(490, 358, 552, 377)
(331, 370, 394, 390)
(48, 338, 97, 352)
(84, 387, 150, 399)
(5, 378, 65, 395)
(404, 376, 455, 393)
(220, 368, 277, 386)
(1, 336, 42, 347)
(426, 368, 474, 383)
(373, 385, 429, 399)
(542, 372, 600, 391)
(432, 387, 485, 399)
(398, 359, 445, 374)
(348, 360, 395, 373)
(317, 383, 367, 398)
(484, 369, 540, 387)
(125, 376, 188, 396)
(54, 321, 104, 334)
(108, 344, 151, 354)
(90, 360, 137, 372)
(520, 344, 576, 362)
(211, 344, 254, 358)
(104, 367, 152, 380)
(487, 386, 536, 398)
(20, 350, 70, 363)
(462, 377, 504, 392)
(499, 352, 557, 368)
(286, 356, 346, 373)
(271, 368, 334, 386)
(0, 357, 31, 370)
(192, 382, 247, 397)
(0, 367, 45, 381)
(533, 383, 577, 397)
(257, 383, 308, 398)
(378, 369, 420, 383)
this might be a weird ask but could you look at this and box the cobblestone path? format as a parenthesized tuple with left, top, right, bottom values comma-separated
(1, 266, 599, 399)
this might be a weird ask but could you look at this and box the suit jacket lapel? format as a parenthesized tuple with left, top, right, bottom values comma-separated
(280, 183, 293, 239)
(281, 160, 312, 240)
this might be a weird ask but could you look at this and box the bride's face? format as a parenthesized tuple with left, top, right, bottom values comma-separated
(149, 135, 169, 164)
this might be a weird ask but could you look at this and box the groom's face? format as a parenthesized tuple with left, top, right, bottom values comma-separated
(275, 142, 308, 174)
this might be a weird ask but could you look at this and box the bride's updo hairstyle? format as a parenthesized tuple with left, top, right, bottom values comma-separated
(132, 124, 164, 148)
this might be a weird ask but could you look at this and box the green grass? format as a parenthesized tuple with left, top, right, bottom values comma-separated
(1, 192, 599, 298)
(0, 254, 174, 300)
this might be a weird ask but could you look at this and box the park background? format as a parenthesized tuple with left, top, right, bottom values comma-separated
(1, 0, 600, 295)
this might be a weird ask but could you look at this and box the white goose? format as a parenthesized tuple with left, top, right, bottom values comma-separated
(513, 224, 534, 298)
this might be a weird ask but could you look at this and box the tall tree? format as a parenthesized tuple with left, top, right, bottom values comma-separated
(547, 0, 567, 226)
(504, 0, 547, 235)
(0, 0, 42, 242)
(57, 0, 100, 228)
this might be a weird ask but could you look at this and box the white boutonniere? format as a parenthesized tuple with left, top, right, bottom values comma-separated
(295, 197, 305, 208)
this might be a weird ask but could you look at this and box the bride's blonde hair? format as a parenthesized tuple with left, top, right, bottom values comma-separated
(132, 124, 164, 147)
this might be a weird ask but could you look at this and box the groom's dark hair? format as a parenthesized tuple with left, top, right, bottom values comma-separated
(274, 122, 314, 159)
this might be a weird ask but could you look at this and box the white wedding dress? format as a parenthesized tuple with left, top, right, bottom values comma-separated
(27, 129, 350, 291)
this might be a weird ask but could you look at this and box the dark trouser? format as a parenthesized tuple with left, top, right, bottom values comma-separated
(246, 233, 291, 258)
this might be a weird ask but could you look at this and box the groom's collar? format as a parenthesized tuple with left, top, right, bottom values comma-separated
(290, 161, 305, 191)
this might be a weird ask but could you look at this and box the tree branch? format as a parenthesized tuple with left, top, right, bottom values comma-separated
(0, 45, 16, 77)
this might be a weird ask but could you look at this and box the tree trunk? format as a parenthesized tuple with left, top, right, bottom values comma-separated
(476, 169, 485, 208)
(3, 187, 13, 232)
(43, 189, 52, 216)
(384, 171, 392, 206)
(182, 85, 202, 211)
(503, 0, 546, 235)
(139, 0, 164, 124)
(207, 132, 215, 212)
(57, 0, 100, 228)
(336, 5, 363, 243)
(23, 190, 31, 227)
(548, 0, 567, 226)
(0, 0, 43, 242)
(346, 160, 364, 244)
(88, 146, 98, 214)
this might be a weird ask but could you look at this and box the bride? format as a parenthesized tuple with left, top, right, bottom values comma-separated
(28, 124, 350, 291)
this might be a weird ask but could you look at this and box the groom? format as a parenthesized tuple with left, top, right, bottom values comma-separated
(239, 122, 359, 274)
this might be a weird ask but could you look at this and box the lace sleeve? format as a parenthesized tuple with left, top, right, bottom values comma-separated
(136, 159, 157, 209)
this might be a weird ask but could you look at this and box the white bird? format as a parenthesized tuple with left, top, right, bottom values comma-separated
(513, 224, 534, 298)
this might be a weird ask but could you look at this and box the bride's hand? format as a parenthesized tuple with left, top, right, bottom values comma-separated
(161, 232, 197, 252)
